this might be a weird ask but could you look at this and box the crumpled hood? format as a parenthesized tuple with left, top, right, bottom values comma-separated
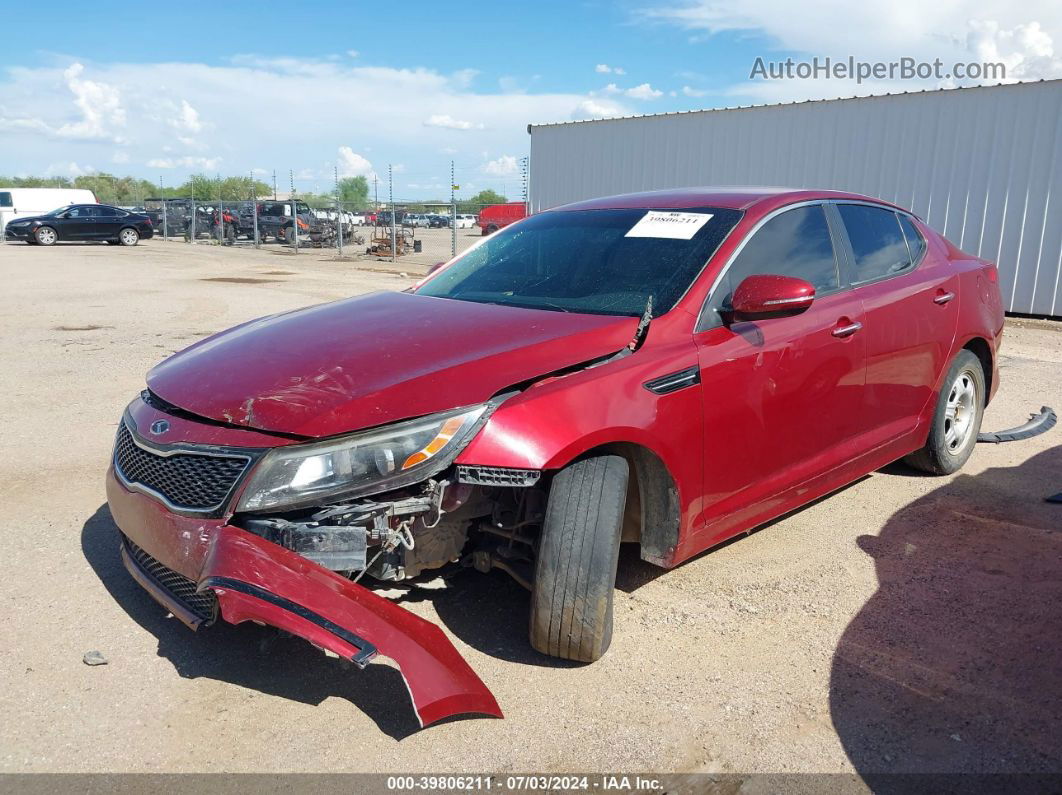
(148, 291, 634, 437)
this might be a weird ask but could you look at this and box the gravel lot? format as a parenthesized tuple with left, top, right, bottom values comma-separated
(1, 238, 1059, 776)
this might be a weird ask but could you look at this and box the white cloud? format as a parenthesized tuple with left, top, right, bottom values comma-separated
(595, 64, 627, 75)
(641, 0, 1062, 102)
(0, 57, 614, 194)
(682, 85, 709, 97)
(147, 156, 222, 170)
(600, 82, 665, 99)
(424, 113, 484, 130)
(346, 49, 359, 58)
(483, 155, 519, 177)
(625, 82, 664, 99)
(172, 100, 203, 134)
(0, 62, 126, 143)
(572, 99, 628, 119)
(337, 146, 374, 177)
(44, 161, 96, 178)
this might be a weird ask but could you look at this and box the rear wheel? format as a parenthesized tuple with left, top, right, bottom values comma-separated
(904, 350, 985, 475)
(283, 226, 295, 245)
(530, 455, 628, 662)
(118, 227, 140, 246)
(35, 226, 57, 246)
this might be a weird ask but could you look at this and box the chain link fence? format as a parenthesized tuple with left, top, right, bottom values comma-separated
(137, 163, 529, 273)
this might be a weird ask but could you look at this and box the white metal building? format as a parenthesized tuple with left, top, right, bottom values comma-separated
(528, 80, 1062, 316)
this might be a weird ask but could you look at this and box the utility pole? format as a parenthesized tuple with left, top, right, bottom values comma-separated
(160, 175, 168, 240)
(450, 160, 456, 258)
(217, 173, 223, 245)
(251, 170, 259, 249)
(334, 164, 342, 258)
(290, 170, 298, 253)
(389, 164, 396, 264)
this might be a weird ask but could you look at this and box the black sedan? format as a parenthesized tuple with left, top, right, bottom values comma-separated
(4, 204, 154, 246)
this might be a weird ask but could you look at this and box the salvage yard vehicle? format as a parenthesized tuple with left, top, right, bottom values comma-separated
(0, 187, 96, 236)
(106, 187, 1004, 727)
(477, 201, 526, 234)
(6, 203, 152, 245)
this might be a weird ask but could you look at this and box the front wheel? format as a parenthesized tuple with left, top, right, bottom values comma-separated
(904, 350, 985, 475)
(35, 226, 57, 246)
(530, 455, 628, 662)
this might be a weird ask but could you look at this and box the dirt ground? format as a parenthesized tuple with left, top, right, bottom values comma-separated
(1, 238, 1059, 776)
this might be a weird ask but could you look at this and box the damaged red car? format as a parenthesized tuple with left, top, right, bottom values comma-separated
(106, 187, 1004, 726)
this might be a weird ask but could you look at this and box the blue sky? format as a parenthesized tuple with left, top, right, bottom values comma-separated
(1, 0, 1059, 199)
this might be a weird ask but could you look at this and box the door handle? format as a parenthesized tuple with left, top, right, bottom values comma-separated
(933, 291, 956, 305)
(832, 321, 863, 338)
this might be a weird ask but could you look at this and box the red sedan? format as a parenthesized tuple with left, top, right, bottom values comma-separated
(106, 187, 1003, 726)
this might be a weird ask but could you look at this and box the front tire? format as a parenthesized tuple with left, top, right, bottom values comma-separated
(904, 350, 985, 475)
(35, 226, 57, 246)
(530, 455, 628, 662)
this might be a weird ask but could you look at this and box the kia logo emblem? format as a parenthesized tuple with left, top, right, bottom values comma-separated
(149, 419, 170, 435)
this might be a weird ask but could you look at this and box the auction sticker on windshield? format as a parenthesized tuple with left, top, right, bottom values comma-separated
(624, 210, 713, 240)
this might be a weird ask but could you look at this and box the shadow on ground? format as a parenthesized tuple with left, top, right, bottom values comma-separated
(830, 444, 1062, 776)
(81, 504, 423, 740)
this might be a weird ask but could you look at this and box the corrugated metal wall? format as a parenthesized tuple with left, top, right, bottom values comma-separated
(529, 81, 1062, 316)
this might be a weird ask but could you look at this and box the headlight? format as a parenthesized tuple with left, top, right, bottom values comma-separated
(237, 401, 499, 512)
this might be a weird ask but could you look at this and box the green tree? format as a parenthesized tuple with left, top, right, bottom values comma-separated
(337, 176, 369, 208)
(173, 174, 271, 201)
(459, 189, 508, 212)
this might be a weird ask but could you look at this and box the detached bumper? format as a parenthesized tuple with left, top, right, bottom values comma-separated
(107, 470, 501, 727)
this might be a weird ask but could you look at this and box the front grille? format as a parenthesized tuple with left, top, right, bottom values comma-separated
(114, 422, 249, 512)
(123, 536, 217, 623)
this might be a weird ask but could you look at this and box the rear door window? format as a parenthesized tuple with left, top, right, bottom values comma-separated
(838, 204, 912, 283)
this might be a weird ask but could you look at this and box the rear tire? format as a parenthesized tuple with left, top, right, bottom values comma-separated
(530, 455, 628, 662)
(904, 350, 985, 475)
(118, 227, 140, 246)
(283, 227, 295, 245)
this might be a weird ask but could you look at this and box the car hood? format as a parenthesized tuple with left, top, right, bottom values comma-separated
(148, 291, 635, 437)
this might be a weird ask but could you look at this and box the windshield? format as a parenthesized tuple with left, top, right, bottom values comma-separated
(415, 207, 742, 316)
(45, 205, 73, 216)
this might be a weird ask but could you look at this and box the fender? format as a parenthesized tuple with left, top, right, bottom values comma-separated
(458, 337, 704, 567)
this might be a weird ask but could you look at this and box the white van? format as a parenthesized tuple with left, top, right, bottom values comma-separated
(0, 188, 98, 236)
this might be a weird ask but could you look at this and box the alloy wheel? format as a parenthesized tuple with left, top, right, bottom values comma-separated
(944, 369, 978, 452)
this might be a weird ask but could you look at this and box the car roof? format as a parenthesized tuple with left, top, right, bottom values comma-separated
(551, 187, 906, 214)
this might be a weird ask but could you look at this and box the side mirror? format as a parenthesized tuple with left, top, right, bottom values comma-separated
(730, 274, 815, 319)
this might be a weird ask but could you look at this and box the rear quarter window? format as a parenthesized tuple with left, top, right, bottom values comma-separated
(897, 214, 927, 263)
(838, 204, 912, 283)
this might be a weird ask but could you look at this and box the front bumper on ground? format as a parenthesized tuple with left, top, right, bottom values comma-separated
(107, 469, 502, 727)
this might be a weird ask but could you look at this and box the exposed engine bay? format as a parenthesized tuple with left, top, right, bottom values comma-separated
(234, 469, 547, 591)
